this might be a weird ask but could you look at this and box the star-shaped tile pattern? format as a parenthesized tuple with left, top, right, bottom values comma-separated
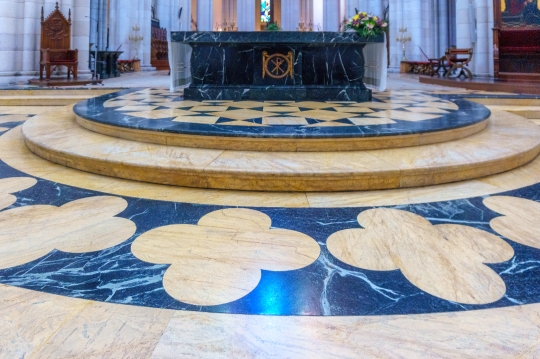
(105, 90, 461, 128)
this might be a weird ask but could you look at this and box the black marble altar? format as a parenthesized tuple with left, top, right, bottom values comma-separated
(171, 31, 384, 101)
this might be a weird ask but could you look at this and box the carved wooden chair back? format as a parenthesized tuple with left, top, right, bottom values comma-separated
(41, 2, 71, 53)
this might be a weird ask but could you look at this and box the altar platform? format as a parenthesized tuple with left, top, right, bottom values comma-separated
(21, 89, 540, 192)
(73, 88, 489, 151)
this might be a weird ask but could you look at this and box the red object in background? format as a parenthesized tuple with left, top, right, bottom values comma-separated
(507, 0, 528, 15)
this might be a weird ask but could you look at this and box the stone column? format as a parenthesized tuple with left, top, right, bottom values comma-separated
(21, 0, 41, 77)
(475, 0, 492, 76)
(313, 0, 324, 30)
(237, 0, 255, 31)
(456, 0, 476, 72)
(437, 0, 449, 55)
(72, 0, 92, 76)
(323, 0, 340, 31)
(388, 0, 403, 71)
(197, 0, 213, 31)
(140, 0, 153, 69)
(0, 0, 22, 83)
(281, 0, 299, 31)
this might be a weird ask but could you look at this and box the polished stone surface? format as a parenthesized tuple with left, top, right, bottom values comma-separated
(23, 104, 540, 192)
(4, 118, 540, 315)
(3, 90, 540, 357)
(74, 89, 490, 140)
(173, 31, 384, 101)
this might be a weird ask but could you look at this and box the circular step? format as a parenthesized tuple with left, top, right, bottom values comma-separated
(74, 89, 490, 152)
(22, 106, 540, 192)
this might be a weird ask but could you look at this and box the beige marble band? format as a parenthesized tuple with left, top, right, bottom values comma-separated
(2, 283, 540, 358)
(22, 107, 540, 192)
(75, 114, 489, 152)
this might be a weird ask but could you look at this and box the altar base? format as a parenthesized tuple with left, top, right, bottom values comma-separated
(173, 31, 384, 102)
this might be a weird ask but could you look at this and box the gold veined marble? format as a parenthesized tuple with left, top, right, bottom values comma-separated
(0, 284, 172, 358)
(24, 107, 540, 192)
(32, 299, 173, 358)
(1, 281, 540, 357)
(132, 208, 320, 306)
(125, 108, 199, 120)
(327, 208, 514, 304)
(0, 106, 64, 115)
(485, 196, 540, 249)
(103, 100, 146, 108)
(153, 303, 540, 358)
(114, 105, 160, 112)
(0, 196, 136, 269)
(0, 114, 33, 124)
(4, 121, 540, 208)
(364, 110, 442, 122)
(103, 89, 462, 128)
(0, 177, 37, 210)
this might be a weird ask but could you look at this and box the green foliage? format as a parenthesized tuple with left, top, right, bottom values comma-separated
(266, 22, 281, 31)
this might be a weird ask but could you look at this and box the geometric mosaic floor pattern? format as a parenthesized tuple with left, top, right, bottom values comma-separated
(2, 92, 540, 356)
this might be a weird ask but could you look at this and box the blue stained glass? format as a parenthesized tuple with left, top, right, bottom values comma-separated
(261, 0, 271, 23)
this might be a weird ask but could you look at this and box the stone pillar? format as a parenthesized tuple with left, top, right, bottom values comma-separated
(281, 0, 299, 31)
(0, 0, 22, 83)
(115, 0, 136, 61)
(475, 0, 492, 76)
(21, 0, 41, 77)
(299, 0, 313, 25)
(197, 0, 213, 31)
(237, 0, 255, 31)
(437, 0, 449, 55)
(388, 0, 403, 72)
(405, 0, 422, 61)
(140, 0, 153, 69)
(456, 0, 471, 49)
(323, 0, 340, 31)
(313, 0, 324, 30)
(72, 0, 92, 76)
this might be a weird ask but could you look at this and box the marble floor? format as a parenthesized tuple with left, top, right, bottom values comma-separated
(1, 86, 540, 358)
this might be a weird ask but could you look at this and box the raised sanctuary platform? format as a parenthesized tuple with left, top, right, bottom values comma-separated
(172, 31, 384, 102)
(73, 89, 490, 152)
(21, 89, 540, 192)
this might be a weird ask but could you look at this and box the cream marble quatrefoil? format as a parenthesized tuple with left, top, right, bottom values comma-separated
(131, 208, 320, 306)
(0, 196, 136, 269)
(485, 196, 540, 249)
(327, 208, 514, 305)
(0, 177, 37, 210)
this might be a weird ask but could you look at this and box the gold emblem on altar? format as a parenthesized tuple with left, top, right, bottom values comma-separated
(262, 51, 294, 79)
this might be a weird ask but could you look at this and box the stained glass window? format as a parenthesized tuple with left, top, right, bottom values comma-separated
(261, 0, 271, 23)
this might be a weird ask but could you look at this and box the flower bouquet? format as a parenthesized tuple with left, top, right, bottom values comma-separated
(345, 12, 388, 38)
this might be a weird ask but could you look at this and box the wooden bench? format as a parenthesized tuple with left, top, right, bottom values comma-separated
(496, 30, 540, 81)
(39, 3, 78, 81)
(445, 48, 473, 79)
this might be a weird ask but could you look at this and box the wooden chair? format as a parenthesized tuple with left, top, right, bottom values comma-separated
(444, 48, 473, 79)
(39, 3, 78, 80)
